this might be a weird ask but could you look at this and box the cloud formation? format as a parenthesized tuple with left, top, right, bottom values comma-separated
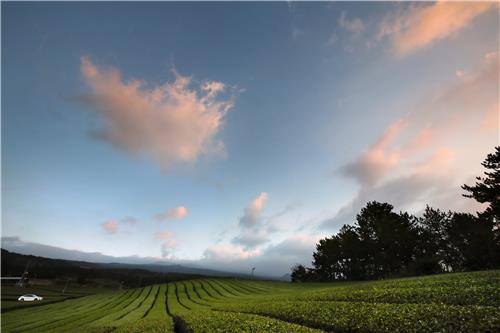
(100, 216, 139, 234)
(154, 231, 177, 258)
(231, 231, 270, 251)
(378, 2, 495, 55)
(338, 11, 365, 36)
(201, 234, 320, 276)
(341, 119, 407, 187)
(481, 103, 499, 132)
(161, 240, 177, 258)
(232, 192, 270, 249)
(323, 51, 498, 229)
(80, 57, 234, 171)
(203, 244, 261, 261)
(155, 231, 175, 240)
(155, 206, 188, 221)
(239, 192, 268, 228)
(101, 220, 118, 234)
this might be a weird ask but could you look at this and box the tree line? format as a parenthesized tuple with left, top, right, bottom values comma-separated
(292, 147, 500, 282)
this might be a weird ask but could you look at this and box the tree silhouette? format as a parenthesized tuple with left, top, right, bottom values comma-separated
(291, 264, 315, 282)
(462, 146, 500, 222)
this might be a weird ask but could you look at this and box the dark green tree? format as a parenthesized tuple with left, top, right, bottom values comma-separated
(313, 225, 365, 280)
(290, 264, 315, 282)
(290, 264, 306, 282)
(414, 206, 451, 274)
(336, 225, 364, 280)
(462, 146, 500, 268)
(313, 235, 343, 280)
(462, 146, 500, 222)
(355, 201, 418, 278)
(445, 213, 497, 270)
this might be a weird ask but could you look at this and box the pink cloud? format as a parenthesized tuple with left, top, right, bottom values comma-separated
(378, 2, 496, 55)
(101, 220, 118, 234)
(404, 127, 434, 154)
(155, 206, 188, 221)
(238, 192, 268, 229)
(342, 119, 407, 187)
(329, 51, 499, 228)
(251, 192, 268, 213)
(481, 103, 499, 132)
(80, 57, 234, 171)
(437, 52, 498, 109)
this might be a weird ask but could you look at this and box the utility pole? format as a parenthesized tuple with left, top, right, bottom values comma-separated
(16, 260, 31, 288)
(62, 278, 70, 293)
(251, 267, 255, 279)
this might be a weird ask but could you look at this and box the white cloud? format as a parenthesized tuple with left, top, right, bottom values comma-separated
(232, 231, 269, 250)
(80, 57, 234, 171)
(201, 234, 321, 276)
(339, 11, 365, 36)
(161, 239, 178, 258)
(232, 192, 270, 249)
(203, 244, 261, 261)
(154, 230, 177, 258)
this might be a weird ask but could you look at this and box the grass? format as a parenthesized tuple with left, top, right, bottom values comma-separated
(1, 270, 499, 332)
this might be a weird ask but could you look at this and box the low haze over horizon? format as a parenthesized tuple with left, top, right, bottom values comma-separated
(2, 2, 499, 276)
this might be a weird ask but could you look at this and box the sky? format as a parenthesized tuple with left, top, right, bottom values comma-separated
(1, 1, 499, 277)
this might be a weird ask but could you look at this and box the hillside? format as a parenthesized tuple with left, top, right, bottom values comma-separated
(0, 249, 247, 288)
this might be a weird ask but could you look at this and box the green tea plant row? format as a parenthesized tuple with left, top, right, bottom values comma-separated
(216, 300, 500, 333)
(2, 289, 130, 331)
(113, 279, 291, 333)
(1, 285, 107, 312)
(163, 280, 322, 333)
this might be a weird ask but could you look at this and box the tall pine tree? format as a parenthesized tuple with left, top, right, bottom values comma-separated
(462, 146, 500, 222)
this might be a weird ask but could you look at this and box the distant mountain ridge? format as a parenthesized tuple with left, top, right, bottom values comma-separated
(0, 249, 258, 288)
(102, 262, 253, 278)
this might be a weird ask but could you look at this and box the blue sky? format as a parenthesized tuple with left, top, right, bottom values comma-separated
(2, 2, 498, 275)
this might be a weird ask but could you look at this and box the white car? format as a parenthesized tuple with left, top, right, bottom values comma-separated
(18, 294, 43, 301)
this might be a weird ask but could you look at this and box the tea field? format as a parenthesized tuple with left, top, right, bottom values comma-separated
(1, 270, 499, 332)
(1, 285, 110, 312)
